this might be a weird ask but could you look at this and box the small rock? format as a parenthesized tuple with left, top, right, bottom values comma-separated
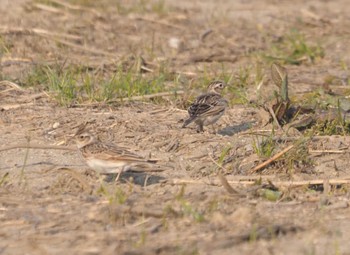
(52, 122, 60, 129)
(168, 37, 184, 51)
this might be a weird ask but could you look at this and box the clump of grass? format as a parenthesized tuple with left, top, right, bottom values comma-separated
(46, 66, 78, 105)
(0, 35, 13, 80)
(23, 64, 50, 87)
(313, 118, 350, 136)
(253, 133, 313, 174)
(260, 29, 324, 65)
(116, 0, 169, 15)
(0, 173, 9, 187)
(284, 138, 312, 174)
(0, 36, 11, 55)
(22, 63, 178, 106)
(227, 65, 255, 105)
(253, 134, 276, 159)
(97, 184, 129, 205)
(134, 230, 147, 248)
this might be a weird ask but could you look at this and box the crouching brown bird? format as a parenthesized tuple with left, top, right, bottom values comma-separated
(75, 130, 160, 181)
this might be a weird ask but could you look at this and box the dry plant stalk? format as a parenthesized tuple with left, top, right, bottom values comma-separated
(249, 145, 294, 174)
(0, 26, 82, 40)
(169, 177, 350, 187)
(0, 144, 76, 152)
(217, 172, 243, 195)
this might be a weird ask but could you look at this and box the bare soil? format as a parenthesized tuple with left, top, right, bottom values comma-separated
(1, 0, 350, 254)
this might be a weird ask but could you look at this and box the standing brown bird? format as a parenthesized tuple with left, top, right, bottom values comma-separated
(182, 80, 228, 132)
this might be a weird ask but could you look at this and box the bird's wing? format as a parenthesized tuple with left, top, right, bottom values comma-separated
(188, 93, 227, 117)
(84, 143, 151, 163)
(105, 144, 150, 162)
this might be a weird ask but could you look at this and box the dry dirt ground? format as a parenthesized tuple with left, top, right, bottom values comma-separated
(2, 0, 350, 254)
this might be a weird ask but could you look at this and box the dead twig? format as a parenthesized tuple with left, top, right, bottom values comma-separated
(174, 71, 198, 77)
(249, 145, 294, 174)
(31, 3, 67, 14)
(309, 149, 348, 154)
(1, 58, 33, 67)
(168, 178, 350, 187)
(0, 27, 115, 58)
(73, 91, 185, 107)
(217, 172, 244, 195)
(188, 54, 237, 63)
(0, 26, 82, 40)
(207, 153, 228, 172)
(140, 65, 154, 73)
(267, 105, 283, 130)
(207, 153, 244, 195)
(131, 16, 185, 30)
(1, 103, 34, 110)
(0, 80, 25, 91)
(48, 0, 102, 16)
(0, 144, 76, 152)
(114, 91, 184, 102)
(109, 204, 165, 218)
(50, 37, 119, 58)
(200, 29, 213, 41)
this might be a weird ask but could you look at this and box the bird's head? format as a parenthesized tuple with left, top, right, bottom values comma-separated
(75, 131, 96, 148)
(207, 80, 227, 94)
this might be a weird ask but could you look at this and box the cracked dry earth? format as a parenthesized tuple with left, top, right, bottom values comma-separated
(2, 0, 350, 254)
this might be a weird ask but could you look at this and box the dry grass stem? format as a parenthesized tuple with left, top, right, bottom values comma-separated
(217, 172, 244, 195)
(114, 91, 184, 102)
(249, 145, 294, 174)
(0, 80, 25, 91)
(132, 16, 186, 30)
(309, 149, 347, 154)
(169, 178, 350, 187)
(0, 144, 77, 152)
(0, 26, 82, 40)
(48, 0, 102, 16)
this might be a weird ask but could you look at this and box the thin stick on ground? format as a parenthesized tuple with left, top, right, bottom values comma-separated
(169, 178, 350, 187)
(0, 80, 25, 91)
(0, 144, 76, 152)
(267, 105, 283, 130)
(217, 173, 244, 195)
(114, 91, 185, 102)
(1, 57, 33, 67)
(75, 91, 184, 106)
(31, 3, 67, 15)
(0, 27, 82, 40)
(132, 16, 186, 30)
(207, 153, 243, 195)
(50, 37, 119, 58)
(249, 145, 294, 174)
(309, 149, 348, 154)
(0, 26, 116, 58)
(48, 0, 102, 16)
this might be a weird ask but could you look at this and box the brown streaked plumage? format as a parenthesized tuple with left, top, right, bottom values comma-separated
(182, 80, 228, 132)
(75, 131, 157, 177)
